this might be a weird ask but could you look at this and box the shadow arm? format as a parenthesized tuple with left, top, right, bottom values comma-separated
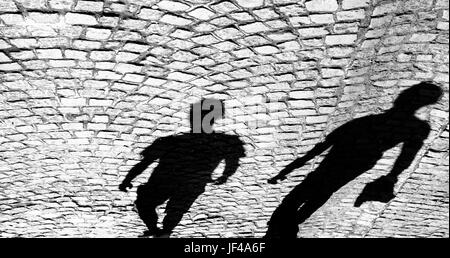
(119, 139, 165, 192)
(354, 137, 426, 207)
(123, 158, 155, 183)
(386, 138, 425, 182)
(214, 137, 245, 185)
(268, 138, 333, 184)
(280, 140, 332, 177)
(119, 157, 155, 192)
(214, 155, 242, 185)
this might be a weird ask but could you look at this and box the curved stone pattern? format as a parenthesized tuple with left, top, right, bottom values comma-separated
(0, 0, 448, 237)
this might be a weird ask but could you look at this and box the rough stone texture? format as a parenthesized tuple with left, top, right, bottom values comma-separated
(0, 0, 448, 238)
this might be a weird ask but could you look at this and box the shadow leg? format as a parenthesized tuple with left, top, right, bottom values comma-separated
(135, 199, 158, 232)
(295, 193, 332, 225)
(135, 185, 170, 233)
(162, 188, 204, 234)
(265, 182, 312, 238)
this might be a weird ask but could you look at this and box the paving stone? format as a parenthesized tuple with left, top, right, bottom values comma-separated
(305, 0, 338, 13)
(241, 22, 271, 34)
(215, 27, 244, 40)
(310, 14, 335, 24)
(189, 8, 215, 20)
(48, 0, 74, 10)
(157, 1, 190, 12)
(342, 0, 370, 10)
(74, 1, 104, 12)
(137, 8, 164, 20)
(0, 14, 25, 25)
(0, 0, 447, 239)
(160, 14, 193, 26)
(373, 3, 399, 16)
(36, 49, 63, 59)
(325, 34, 358, 45)
(85, 28, 111, 40)
(0, 52, 11, 62)
(337, 9, 366, 21)
(298, 27, 329, 38)
(0, 0, 18, 12)
(65, 13, 98, 25)
(409, 33, 438, 42)
(235, 0, 264, 9)
(254, 45, 280, 55)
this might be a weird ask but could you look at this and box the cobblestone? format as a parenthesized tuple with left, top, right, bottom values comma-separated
(305, 0, 338, 13)
(342, 0, 370, 10)
(0, 0, 448, 239)
(325, 34, 358, 45)
(65, 13, 98, 25)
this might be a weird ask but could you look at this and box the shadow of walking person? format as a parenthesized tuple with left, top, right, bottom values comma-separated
(266, 82, 443, 238)
(119, 99, 245, 237)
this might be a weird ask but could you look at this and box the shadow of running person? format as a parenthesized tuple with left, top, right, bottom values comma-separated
(266, 82, 443, 238)
(119, 99, 245, 237)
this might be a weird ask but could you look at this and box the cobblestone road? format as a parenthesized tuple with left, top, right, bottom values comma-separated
(0, 0, 448, 237)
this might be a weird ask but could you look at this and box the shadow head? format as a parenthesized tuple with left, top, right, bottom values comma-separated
(393, 82, 443, 112)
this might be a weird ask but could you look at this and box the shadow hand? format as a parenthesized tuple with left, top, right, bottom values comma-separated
(354, 176, 397, 207)
(119, 181, 133, 192)
(213, 176, 228, 185)
(268, 164, 300, 184)
(268, 174, 286, 184)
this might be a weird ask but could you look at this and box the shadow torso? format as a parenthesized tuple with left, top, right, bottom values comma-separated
(141, 133, 244, 191)
(312, 113, 429, 188)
